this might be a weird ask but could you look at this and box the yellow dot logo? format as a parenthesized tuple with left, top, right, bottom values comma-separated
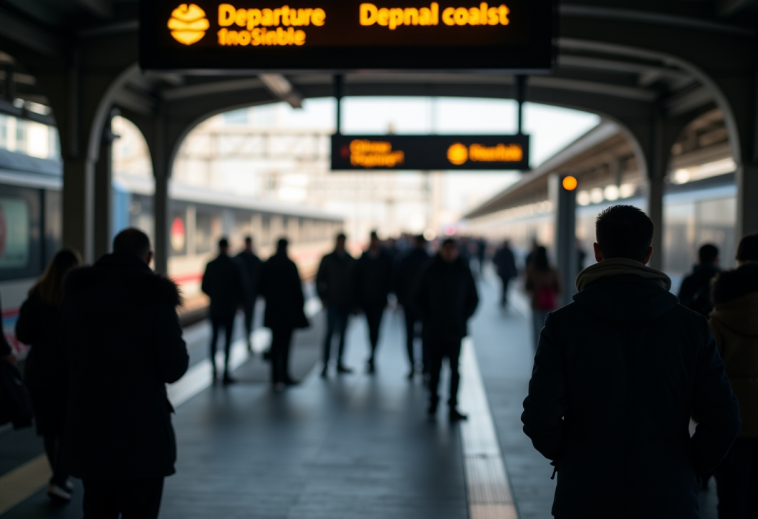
(447, 143, 469, 166)
(168, 4, 209, 46)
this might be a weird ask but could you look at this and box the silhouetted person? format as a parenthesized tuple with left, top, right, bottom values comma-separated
(354, 231, 393, 373)
(476, 238, 487, 275)
(524, 237, 539, 270)
(0, 293, 12, 363)
(236, 236, 262, 352)
(525, 246, 562, 350)
(494, 240, 517, 308)
(16, 249, 81, 502)
(709, 234, 758, 518)
(678, 243, 720, 316)
(414, 239, 479, 422)
(61, 228, 189, 519)
(317, 233, 356, 377)
(396, 235, 430, 379)
(202, 238, 244, 385)
(522, 205, 740, 519)
(260, 239, 309, 388)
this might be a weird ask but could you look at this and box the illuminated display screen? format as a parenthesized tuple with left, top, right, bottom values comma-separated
(140, 1, 555, 71)
(330, 134, 530, 171)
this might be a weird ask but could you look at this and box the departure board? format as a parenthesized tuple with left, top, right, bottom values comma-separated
(140, 1, 556, 71)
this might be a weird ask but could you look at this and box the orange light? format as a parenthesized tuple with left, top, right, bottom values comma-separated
(562, 176, 578, 191)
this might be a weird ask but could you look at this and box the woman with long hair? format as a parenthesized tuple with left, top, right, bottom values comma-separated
(16, 249, 82, 502)
(525, 246, 562, 350)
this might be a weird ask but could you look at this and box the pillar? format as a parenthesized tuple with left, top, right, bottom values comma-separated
(152, 105, 171, 275)
(62, 158, 95, 262)
(93, 109, 116, 260)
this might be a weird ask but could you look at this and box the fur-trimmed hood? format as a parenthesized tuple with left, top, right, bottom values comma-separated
(65, 253, 182, 307)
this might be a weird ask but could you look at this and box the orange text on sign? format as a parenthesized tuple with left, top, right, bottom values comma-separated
(349, 139, 405, 168)
(360, 2, 510, 30)
(217, 4, 324, 46)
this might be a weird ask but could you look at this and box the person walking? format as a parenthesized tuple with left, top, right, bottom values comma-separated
(61, 229, 189, 519)
(354, 231, 393, 373)
(678, 243, 720, 316)
(524, 246, 562, 349)
(236, 236, 263, 352)
(522, 205, 741, 519)
(202, 237, 244, 384)
(709, 233, 758, 518)
(259, 239, 309, 388)
(493, 240, 517, 308)
(15, 249, 81, 502)
(396, 235, 431, 379)
(317, 233, 356, 377)
(414, 238, 479, 421)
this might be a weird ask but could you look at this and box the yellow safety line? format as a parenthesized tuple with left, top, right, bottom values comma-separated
(0, 455, 51, 515)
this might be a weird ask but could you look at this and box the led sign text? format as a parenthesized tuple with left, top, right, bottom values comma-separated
(217, 4, 325, 46)
(349, 139, 406, 168)
(359, 2, 509, 30)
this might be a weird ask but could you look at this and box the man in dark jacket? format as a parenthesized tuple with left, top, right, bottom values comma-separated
(522, 205, 741, 519)
(316, 233, 356, 377)
(202, 238, 244, 384)
(396, 234, 430, 378)
(678, 243, 720, 316)
(236, 236, 263, 352)
(61, 228, 188, 519)
(354, 231, 393, 373)
(493, 240, 517, 308)
(414, 239, 479, 421)
(259, 239, 309, 388)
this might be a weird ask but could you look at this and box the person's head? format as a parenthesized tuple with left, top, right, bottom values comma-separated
(533, 246, 550, 271)
(698, 243, 719, 265)
(594, 205, 654, 264)
(439, 238, 459, 263)
(218, 238, 229, 254)
(244, 236, 253, 251)
(415, 234, 427, 249)
(276, 238, 288, 255)
(31, 249, 82, 305)
(335, 233, 346, 252)
(369, 231, 380, 250)
(503, 239, 511, 248)
(113, 228, 153, 265)
(736, 233, 758, 265)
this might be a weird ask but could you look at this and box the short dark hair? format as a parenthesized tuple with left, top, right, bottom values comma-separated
(336, 233, 346, 242)
(415, 234, 427, 246)
(596, 205, 654, 262)
(370, 230, 379, 240)
(244, 236, 252, 245)
(277, 238, 288, 253)
(442, 238, 457, 247)
(698, 244, 719, 264)
(113, 228, 151, 258)
(218, 238, 229, 249)
(737, 233, 758, 263)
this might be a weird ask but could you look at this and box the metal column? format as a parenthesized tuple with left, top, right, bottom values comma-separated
(551, 174, 578, 307)
(93, 109, 117, 260)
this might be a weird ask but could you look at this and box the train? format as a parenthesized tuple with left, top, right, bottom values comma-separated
(0, 146, 343, 358)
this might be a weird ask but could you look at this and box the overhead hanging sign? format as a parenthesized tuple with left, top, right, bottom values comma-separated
(140, 1, 556, 71)
(330, 134, 530, 171)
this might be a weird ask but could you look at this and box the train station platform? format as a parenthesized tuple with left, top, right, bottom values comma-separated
(0, 270, 720, 519)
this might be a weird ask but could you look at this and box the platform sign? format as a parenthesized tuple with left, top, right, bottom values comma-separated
(140, 1, 556, 72)
(330, 134, 530, 171)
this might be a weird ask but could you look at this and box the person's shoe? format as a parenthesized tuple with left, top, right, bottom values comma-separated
(406, 369, 415, 380)
(222, 375, 237, 386)
(449, 408, 468, 422)
(47, 483, 72, 502)
(337, 364, 353, 374)
(366, 359, 375, 374)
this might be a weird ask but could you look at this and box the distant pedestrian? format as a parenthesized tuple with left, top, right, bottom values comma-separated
(354, 231, 393, 373)
(0, 293, 13, 364)
(61, 229, 188, 519)
(414, 238, 479, 422)
(396, 235, 430, 379)
(522, 205, 740, 519)
(317, 233, 357, 377)
(236, 236, 263, 352)
(15, 249, 81, 502)
(678, 243, 720, 316)
(260, 239, 309, 388)
(476, 238, 487, 275)
(524, 237, 539, 270)
(524, 246, 562, 349)
(202, 238, 245, 385)
(709, 234, 758, 518)
(493, 240, 517, 308)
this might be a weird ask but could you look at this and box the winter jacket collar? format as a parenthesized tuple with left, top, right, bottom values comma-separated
(576, 257, 672, 292)
(711, 292, 758, 337)
(94, 252, 152, 273)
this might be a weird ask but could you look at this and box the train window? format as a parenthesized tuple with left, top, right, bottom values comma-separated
(0, 185, 42, 282)
(170, 211, 187, 256)
(195, 210, 220, 254)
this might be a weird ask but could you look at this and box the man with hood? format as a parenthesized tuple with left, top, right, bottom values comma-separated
(522, 205, 740, 519)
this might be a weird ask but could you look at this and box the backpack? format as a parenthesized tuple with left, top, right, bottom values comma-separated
(537, 284, 557, 311)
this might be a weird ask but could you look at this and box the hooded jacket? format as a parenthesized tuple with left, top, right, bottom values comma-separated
(710, 262, 758, 438)
(61, 253, 189, 480)
(522, 258, 740, 519)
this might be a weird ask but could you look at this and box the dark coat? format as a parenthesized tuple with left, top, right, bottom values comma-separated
(522, 274, 741, 519)
(61, 253, 189, 480)
(493, 246, 517, 280)
(678, 263, 720, 316)
(0, 294, 11, 358)
(15, 292, 66, 436)
(354, 249, 393, 310)
(413, 255, 479, 343)
(259, 253, 309, 330)
(395, 247, 430, 308)
(235, 250, 263, 307)
(316, 251, 356, 306)
(202, 253, 245, 317)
